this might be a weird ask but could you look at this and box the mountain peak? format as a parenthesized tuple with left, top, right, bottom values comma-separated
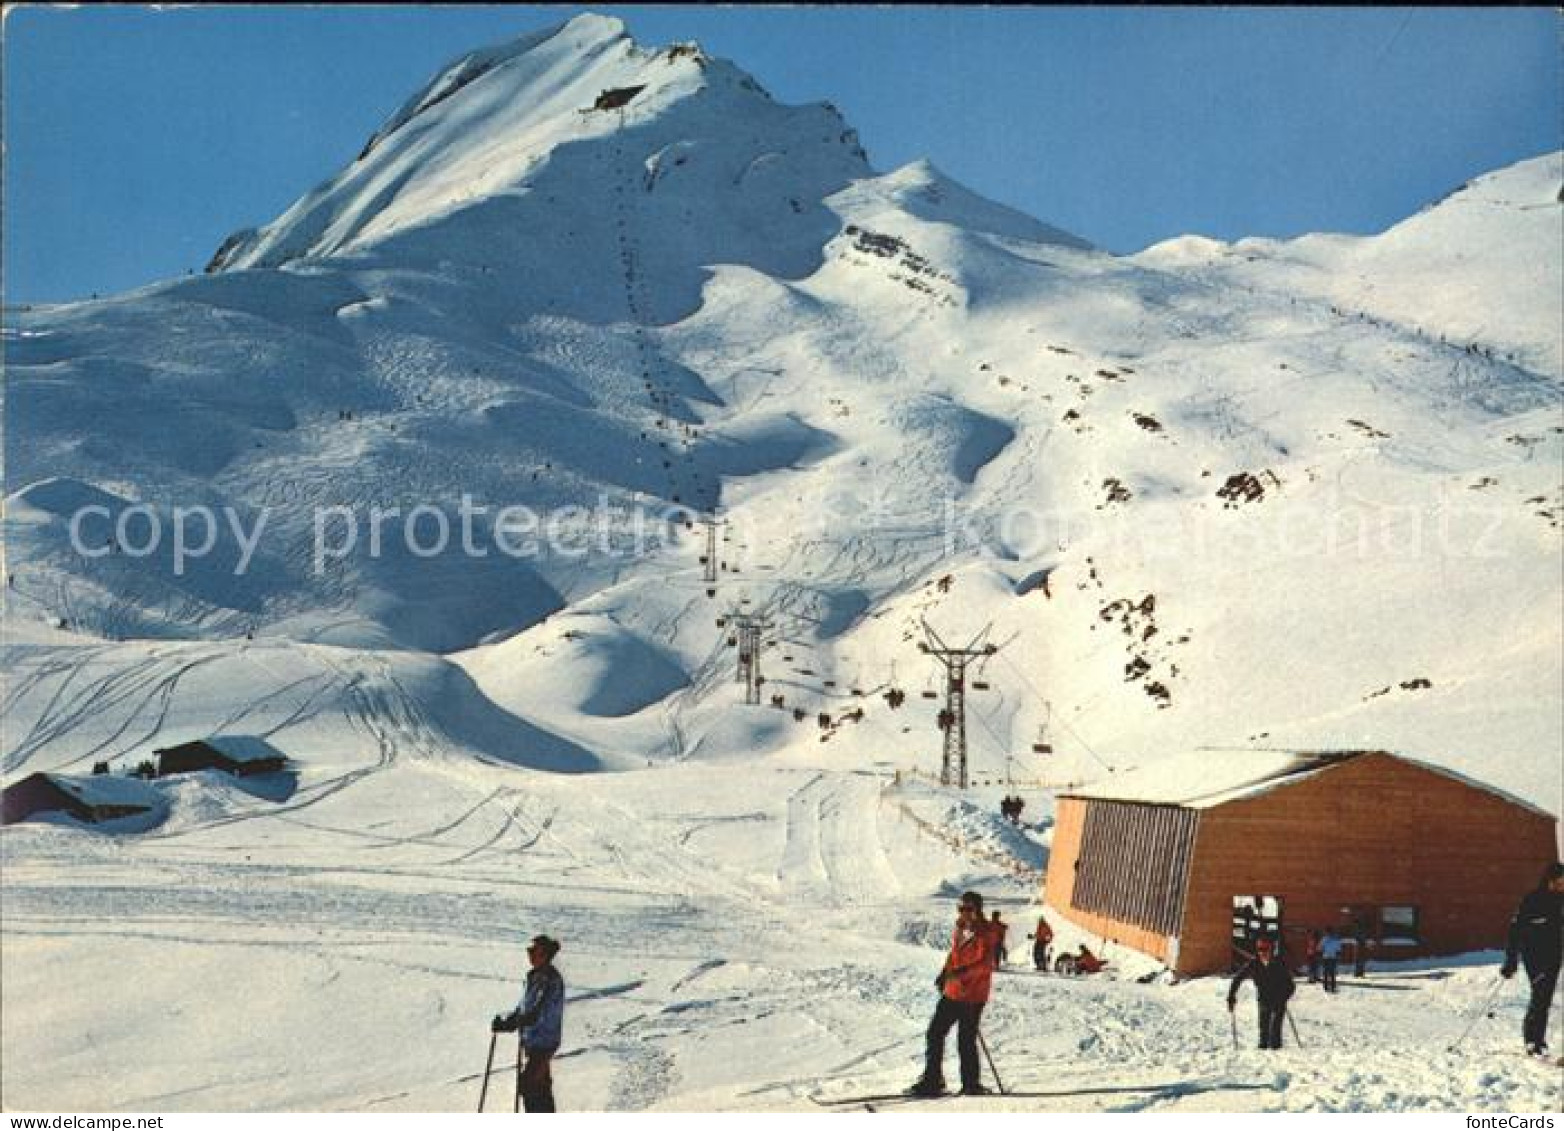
(832, 158, 1093, 250)
(208, 13, 808, 274)
(354, 14, 633, 164)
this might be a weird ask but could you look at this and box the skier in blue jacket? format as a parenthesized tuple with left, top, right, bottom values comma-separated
(1319, 928, 1344, 993)
(493, 934, 566, 1112)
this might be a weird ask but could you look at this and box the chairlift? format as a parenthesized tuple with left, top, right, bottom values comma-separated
(1032, 703, 1054, 754)
(921, 690, 939, 700)
(972, 680, 991, 691)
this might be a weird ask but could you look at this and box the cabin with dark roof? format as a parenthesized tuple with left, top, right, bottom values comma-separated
(592, 85, 645, 112)
(1042, 750, 1559, 976)
(155, 736, 288, 778)
(2, 772, 162, 825)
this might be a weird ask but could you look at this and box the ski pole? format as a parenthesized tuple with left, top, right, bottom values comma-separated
(478, 1030, 498, 1113)
(977, 1029, 1007, 1095)
(1286, 1008, 1304, 1049)
(1229, 1008, 1238, 1049)
(1447, 975, 1508, 1054)
(514, 1035, 525, 1113)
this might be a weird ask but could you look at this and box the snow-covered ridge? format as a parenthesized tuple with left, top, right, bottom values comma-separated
(1134, 151, 1563, 376)
(207, 13, 865, 275)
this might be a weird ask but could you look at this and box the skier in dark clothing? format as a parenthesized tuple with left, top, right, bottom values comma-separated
(1228, 936, 1295, 1050)
(1351, 917, 1371, 977)
(1031, 914, 1054, 972)
(1304, 930, 1322, 984)
(493, 934, 566, 1112)
(1501, 861, 1564, 1058)
(990, 910, 1009, 968)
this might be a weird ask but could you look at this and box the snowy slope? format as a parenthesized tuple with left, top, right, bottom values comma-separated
(1136, 152, 1564, 377)
(3, 12, 1561, 1114)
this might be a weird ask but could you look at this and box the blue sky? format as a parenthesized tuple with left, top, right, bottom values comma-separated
(4, 6, 1558, 304)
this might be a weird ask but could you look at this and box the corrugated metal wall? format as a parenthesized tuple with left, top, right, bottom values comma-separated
(1072, 801, 1198, 937)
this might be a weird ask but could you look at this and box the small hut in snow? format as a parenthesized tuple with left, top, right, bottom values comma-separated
(592, 85, 645, 112)
(2, 772, 162, 825)
(155, 736, 288, 778)
(1042, 749, 1558, 976)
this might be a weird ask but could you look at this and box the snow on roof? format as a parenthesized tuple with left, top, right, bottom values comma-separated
(1060, 749, 1369, 809)
(202, 736, 287, 765)
(1061, 749, 1558, 817)
(44, 773, 161, 810)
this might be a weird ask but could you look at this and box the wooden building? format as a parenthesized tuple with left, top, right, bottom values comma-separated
(155, 736, 287, 778)
(2, 772, 161, 825)
(592, 85, 646, 112)
(1042, 750, 1559, 976)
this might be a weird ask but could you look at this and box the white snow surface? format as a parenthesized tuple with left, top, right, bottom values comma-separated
(3, 13, 1562, 1113)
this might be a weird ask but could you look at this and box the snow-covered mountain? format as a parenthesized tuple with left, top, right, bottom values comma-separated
(3, 14, 1560, 1112)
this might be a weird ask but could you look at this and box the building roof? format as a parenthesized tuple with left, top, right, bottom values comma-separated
(1061, 749, 1361, 808)
(43, 772, 162, 810)
(201, 736, 287, 765)
(1059, 749, 1556, 818)
(157, 736, 286, 765)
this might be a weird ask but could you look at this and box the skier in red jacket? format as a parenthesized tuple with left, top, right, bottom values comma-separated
(907, 891, 1001, 1097)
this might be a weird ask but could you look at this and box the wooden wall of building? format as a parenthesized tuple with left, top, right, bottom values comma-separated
(1041, 796, 1181, 966)
(1176, 753, 1557, 974)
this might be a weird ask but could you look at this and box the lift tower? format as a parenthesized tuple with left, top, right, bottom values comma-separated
(919, 620, 998, 789)
(722, 610, 774, 705)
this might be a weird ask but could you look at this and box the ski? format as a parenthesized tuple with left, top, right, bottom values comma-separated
(810, 1077, 1271, 1106)
(808, 1091, 945, 1108)
(1517, 1052, 1564, 1069)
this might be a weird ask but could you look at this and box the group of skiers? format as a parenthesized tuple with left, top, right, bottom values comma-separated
(1227, 861, 1564, 1055)
(490, 861, 1563, 1108)
(998, 795, 1026, 825)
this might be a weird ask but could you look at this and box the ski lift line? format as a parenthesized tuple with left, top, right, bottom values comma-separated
(992, 649, 1114, 774)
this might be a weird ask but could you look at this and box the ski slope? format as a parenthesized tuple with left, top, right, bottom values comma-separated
(3, 656, 1558, 1111)
(3, 12, 1561, 1114)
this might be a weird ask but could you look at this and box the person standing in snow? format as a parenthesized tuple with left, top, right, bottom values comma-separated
(493, 934, 566, 1112)
(1501, 861, 1564, 1058)
(908, 891, 1001, 1097)
(990, 910, 1009, 968)
(1303, 929, 1322, 984)
(1031, 915, 1054, 972)
(1319, 928, 1343, 994)
(1228, 936, 1295, 1050)
(1351, 917, 1372, 978)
